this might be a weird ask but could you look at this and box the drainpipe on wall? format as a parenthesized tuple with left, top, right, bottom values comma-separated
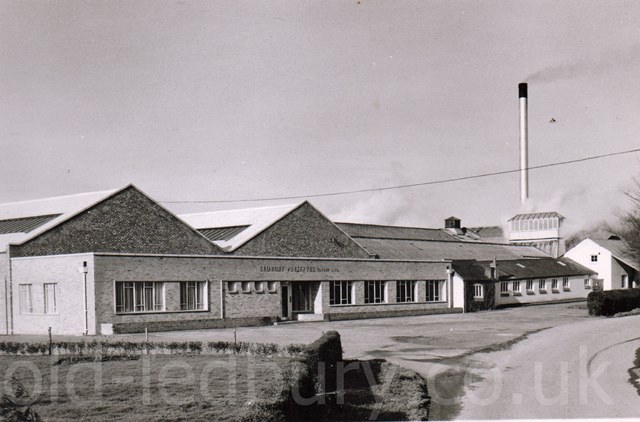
(8, 246, 14, 335)
(219, 279, 225, 319)
(82, 261, 88, 335)
(446, 267, 455, 309)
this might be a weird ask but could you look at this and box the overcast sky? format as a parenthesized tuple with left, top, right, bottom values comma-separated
(1, 1, 640, 233)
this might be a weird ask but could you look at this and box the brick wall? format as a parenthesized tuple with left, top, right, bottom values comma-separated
(464, 280, 496, 312)
(12, 186, 222, 257)
(92, 255, 450, 332)
(234, 202, 372, 258)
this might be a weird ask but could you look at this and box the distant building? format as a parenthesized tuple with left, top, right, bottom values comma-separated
(564, 237, 639, 290)
(507, 212, 566, 258)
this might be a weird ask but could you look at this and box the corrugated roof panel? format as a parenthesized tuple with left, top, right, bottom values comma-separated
(198, 225, 249, 242)
(508, 212, 565, 222)
(0, 214, 61, 235)
(336, 223, 457, 242)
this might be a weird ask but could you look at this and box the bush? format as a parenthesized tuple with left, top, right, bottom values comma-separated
(588, 288, 640, 316)
(305, 331, 343, 395)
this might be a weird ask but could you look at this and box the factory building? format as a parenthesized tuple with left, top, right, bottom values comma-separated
(1, 185, 596, 335)
(0, 185, 454, 335)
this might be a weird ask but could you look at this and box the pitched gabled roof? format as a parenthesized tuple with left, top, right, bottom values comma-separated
(0, 188, 120, 252)
(508, 212, 565, 222)
(589, 238, 639, 270)
(467, 226, 507, 243)
(336, 222, 458, 242)
(352, 237, 549, 261)
(180, 202, 304, 252)
(453, 258, 595, 281)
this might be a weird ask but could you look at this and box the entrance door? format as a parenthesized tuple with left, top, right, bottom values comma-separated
(292, 283, 312, 314)
(281, 284, 291, 320)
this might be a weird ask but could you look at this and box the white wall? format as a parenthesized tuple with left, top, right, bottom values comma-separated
(11, 254, 96, 335)
(494, 275, 592, 307)
(452, 273, 465, 309)
(564, 239, 613, 290)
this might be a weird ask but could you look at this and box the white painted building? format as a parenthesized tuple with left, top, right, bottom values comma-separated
(564, 237, 639, 290)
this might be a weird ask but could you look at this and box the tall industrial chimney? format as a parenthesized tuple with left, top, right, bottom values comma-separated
(519, 82, 529, 204)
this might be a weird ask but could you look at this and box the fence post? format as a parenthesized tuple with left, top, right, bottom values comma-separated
(48, 327, 52, 356)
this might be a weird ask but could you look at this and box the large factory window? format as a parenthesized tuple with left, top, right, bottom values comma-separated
(364, 281, 386, 304)
(180, 281, 207, 311)
(330, 281, 353, 305)
(426, 280, 442, 302)
(396, 281, 417, 303)
(115, 282, 164, 313)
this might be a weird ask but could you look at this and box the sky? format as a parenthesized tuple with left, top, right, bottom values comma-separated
(1, 0, 640, 235)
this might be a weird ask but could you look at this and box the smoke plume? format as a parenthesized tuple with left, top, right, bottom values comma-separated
(525, 44, 640, 83)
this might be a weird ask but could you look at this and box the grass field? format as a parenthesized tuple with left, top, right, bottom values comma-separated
(1, 354, 297, 421)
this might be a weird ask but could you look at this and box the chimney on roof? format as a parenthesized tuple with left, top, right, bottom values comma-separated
(445, 216, 461, 229)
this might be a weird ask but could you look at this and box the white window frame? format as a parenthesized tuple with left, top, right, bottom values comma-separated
(426, 280, 442, 302)
(525, 279, 534, 292)
(19, 284, 33, 314)
(562, 277, 570, 290)
(500, 281, 509, 293)
(364, 281, 386, 304)
(115, 281, 165, 313)
(591, 255, 598, 262)
(473, 283, 483, 300)
(180, 281, 208, 311)
(329, 281, 354, 305)
(396, 280, 417, 303)
(512, 281, 521, 293)
(584, 278, 591, 289)
(538, 279, 547, 291)
(43, 283, 57, 314)
(551, 278, 559, 291)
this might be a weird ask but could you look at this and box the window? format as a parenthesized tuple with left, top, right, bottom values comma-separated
(364, 281, 385, 304)
(44, 283, 57, 314)
(396, 281, 417, 303)
(473, 284, 483, 299)
(19, 284, 33, 314)
(115, 282, 164, 313)
(500, 281, 509, 293)
(426, 280, 442, 302)
(591, 255, 598, 262)
(512, 281, 521, 293)
(526, 279, 534, 292)
(180, 281, 207, 310)
(622, 275, 628, 289)
(562, 277, 570, 290)
(228, 281, 238, 293)
(254, 281, 264, 293)
(241, 282, 251, 293)
(267, 281, 277, 293)
(584, 278, 591, 289)
(539, 279, 547, 291)
(551, 279, 559, 291)
(330, 281, 353, 305)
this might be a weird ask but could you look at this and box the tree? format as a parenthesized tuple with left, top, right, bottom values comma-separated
(617, 177, 640, 268)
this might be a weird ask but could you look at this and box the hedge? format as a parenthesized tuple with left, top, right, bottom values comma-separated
(587, 288, 640, 316)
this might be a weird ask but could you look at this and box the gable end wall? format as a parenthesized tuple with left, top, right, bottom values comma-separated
(11, 187, 221, 257)
(234, 203, 372, 258)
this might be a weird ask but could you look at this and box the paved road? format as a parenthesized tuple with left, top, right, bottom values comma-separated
(456, 314, 640, 419)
